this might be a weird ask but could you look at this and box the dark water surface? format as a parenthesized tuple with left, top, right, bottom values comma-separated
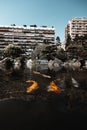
(0, 68, 87, 129)
(0, 98, 86, 130)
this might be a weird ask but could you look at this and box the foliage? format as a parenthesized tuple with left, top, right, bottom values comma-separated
(80, 50, 87, 59)
(65, 34, 87, 59)
(34, 42, 67, 61)
(66, 44, 84, 59)
(56, 36, 61, 44)
(73, 34, 87, 44)
(3, 44, 23, 58)
(42, 44, 58, 60)
(56, 48, 67, 62)
(33, 43, 46, 59)
(5, 58, 13, 70)
(65, 34, 72, 48)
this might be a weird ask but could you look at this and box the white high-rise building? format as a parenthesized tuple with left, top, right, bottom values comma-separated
(0, 25, 55, 56)
(65, 17, 87, 40)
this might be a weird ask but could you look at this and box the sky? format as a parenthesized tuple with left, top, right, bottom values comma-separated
(0, 0, 87, 42)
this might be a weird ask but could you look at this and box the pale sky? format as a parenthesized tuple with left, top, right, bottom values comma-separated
(0, 0, 87, 41)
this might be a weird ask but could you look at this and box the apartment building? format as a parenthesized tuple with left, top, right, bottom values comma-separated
(0, 25, 55, 56)
(65, 17, 87, 40)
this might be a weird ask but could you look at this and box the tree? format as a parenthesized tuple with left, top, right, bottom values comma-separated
(5, 58, 13, 70)
(74, 34, 80, 44)
(23, 25, 27, 27)
(65, 34, 72, 49)
(80, 50, 87, 59)
(42, 44, 57, 60)
(43, 39, 49, 44)
(3, 44, 23, 58)
(56, 36, 61, 44)
(33, 43, 46, 59)
(56, 48, 67, 62)
(66, 44, 84, 59)
(11, 24, 16, 26)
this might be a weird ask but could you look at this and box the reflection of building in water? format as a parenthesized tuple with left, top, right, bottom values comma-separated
(0, 25, 55, 56)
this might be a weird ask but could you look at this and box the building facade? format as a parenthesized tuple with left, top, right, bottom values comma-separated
(65, 17, 87, 40)
(0, 25, 55, 56)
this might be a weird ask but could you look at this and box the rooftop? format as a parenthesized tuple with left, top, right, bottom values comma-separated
(0, 25, 55, 30)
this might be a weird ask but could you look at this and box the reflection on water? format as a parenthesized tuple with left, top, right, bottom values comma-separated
(47, 81, 61, 93)
(26, 59, 33, 79)
(26, 80, 38, 93)
(0, 61, 87, 114)
(71, 77, 79, 88)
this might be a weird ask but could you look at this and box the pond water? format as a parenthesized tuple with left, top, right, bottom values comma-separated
(0, 65, 87, 107)
(0, 65, 87, 129)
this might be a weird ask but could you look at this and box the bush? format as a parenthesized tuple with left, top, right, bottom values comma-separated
(3, 44, 23, 58)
